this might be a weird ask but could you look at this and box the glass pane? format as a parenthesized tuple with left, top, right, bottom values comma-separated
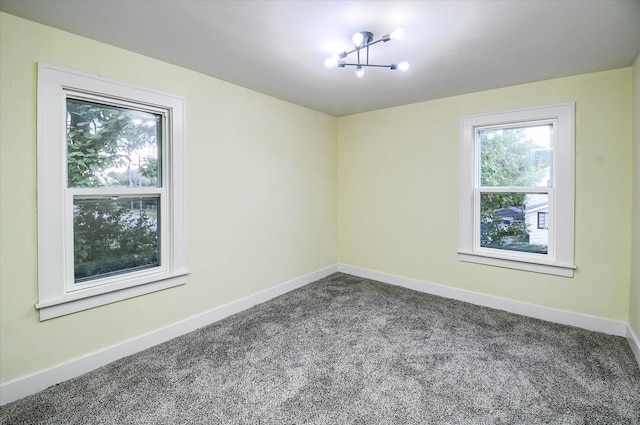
(74, 197, 160, 283)
(67, 98, 161, 188)
(480, 193, 548, 254)
(479, 124, 553, 188)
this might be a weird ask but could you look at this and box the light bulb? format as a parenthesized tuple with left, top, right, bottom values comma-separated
(398, 61, 410, 72)
(355, 66, 365, 78)
(324, 56, 338, 69)
(352, 32, 364, 47)
(390, 27, 405, 40)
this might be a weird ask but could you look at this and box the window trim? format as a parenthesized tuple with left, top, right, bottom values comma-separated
(458, 103, 575, 277)
(36, 63, 189, 320)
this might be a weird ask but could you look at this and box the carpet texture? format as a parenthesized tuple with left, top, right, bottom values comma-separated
(1, 273, 639, 424)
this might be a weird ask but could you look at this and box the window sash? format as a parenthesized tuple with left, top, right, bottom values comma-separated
(473, 187, 554, 260)
(63, 92, 171, 291)
(474, 119, 556, 190)
(472, 119, 557, 262)
(64, 92, 167, 188)
(64, 189, 169, 293)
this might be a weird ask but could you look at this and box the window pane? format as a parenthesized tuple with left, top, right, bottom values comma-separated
(479, 124, 553, 188)
(67, 98, 161, 188)
(480, 193, 548, 254)
(73, 197, 160, 283)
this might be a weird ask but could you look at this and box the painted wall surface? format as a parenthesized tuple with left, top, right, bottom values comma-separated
(631, 53, 640, 337)
(338, 68, 633, 321)
(0, 13, 338, 383)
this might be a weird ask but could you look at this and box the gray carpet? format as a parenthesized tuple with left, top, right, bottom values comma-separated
(1, 273, 639, 424)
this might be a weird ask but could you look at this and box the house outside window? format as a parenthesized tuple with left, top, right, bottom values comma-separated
(459, 103, 575, 277)
(36, 63, 189, 320)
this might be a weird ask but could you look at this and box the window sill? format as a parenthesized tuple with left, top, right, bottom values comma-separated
(458, 250, 575, 277)
(35, 271, 189, 320)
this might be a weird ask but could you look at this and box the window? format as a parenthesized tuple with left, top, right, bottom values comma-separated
(37, 63, 188, 320)
(459, 103, 575, 277)
(537, 212, 549, 230)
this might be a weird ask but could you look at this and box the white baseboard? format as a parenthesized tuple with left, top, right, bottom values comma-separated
(0, 264, 339, 406)
(628, 325, 640, 368)
(338, 263, 629, 337)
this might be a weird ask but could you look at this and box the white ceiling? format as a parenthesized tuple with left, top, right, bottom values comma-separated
(1, 0, 639, 117)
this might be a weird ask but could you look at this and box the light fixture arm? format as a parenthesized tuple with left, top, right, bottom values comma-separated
(339, 63, 397, 68)
(340, 35, 386, 59)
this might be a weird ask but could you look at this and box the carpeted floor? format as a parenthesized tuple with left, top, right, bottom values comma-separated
(1, 272, 639, 424)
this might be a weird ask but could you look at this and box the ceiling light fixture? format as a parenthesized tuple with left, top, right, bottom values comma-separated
(325, 28, 409, 76)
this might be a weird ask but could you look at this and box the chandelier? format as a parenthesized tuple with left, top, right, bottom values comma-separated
(324, 28, 409, 77)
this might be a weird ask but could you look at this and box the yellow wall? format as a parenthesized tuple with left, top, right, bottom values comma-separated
(631, 53, 640, 337)
(0, 13, 338, 383)
(338, 68, 633, 321)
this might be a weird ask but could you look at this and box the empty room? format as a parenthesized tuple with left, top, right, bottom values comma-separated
(1, 0, 639, 423)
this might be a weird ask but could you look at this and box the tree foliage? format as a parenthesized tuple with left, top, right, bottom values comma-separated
(480, 128, 547, 187)
(67, 99, 158, 187)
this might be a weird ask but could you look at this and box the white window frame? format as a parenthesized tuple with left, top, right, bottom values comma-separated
(37, 63, 189, 320)
(458, 103, 576, 277)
